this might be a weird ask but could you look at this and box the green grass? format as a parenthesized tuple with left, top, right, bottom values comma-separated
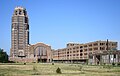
(0, 63, 120, 76)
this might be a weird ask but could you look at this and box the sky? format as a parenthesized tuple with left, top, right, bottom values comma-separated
(0, 0, 120, 55)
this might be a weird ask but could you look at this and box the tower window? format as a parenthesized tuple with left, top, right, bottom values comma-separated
(23, 10, 26, 15)
(15, 11, 17, 15)
(19, 10, 22, 15)
(25, 17, 28, 23)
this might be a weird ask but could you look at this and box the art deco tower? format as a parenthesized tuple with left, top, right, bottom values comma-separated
(10, 7, 29, 58)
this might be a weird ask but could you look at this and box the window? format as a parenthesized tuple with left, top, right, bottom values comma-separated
(76, 47, 79, 49)
(100, 43, 105, 45)
(80, 50, 83, 52)
(80, 53, 83, 56)
(67, 44, 69, 47)
(23, 10, 26, 15)
(25, 17, 28, 23)
(93, 43, 98, 46)
(84, 45, 87, 48)
(84, 53, 87, 55)
(94, 47, 98, 50)
(89, 48, 92, 51)
(19, 10, 22, 15)
(114, 54, 116, 58)
(89, 44, 92, 47)
(34, 46, 47, 56)
(80, 46, 83, 48)
(100, 47, 105, 50)
(15, 11, 17, 15)
(84, 49, 87, 51)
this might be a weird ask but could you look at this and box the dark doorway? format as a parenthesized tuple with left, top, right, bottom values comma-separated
(96, 55, 100, 64)
(37, 59, 47, 63)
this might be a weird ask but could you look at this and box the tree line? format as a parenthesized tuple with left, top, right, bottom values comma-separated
(0, 48, 8, 63)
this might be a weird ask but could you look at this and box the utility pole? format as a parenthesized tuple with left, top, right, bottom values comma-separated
(107, 39, 110, 64)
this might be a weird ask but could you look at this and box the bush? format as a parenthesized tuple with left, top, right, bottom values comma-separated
(52, 63, 54, 65)
(24, 63, 26, 65)
(112, 63, 115, 66)
(56, 67, 62, 74)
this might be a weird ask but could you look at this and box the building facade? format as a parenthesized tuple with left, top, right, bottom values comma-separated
(10, 7, 29, 58)
(52, 41, 117, 63)
(9, 7, 52, 63)
(89, 50, 120, 65)
(9, 7, 119, 63)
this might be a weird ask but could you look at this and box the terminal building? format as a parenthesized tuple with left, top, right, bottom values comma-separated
(52, 41, 118, 63)
(9, 7, 120, 64)
(9, 7, 52, 63)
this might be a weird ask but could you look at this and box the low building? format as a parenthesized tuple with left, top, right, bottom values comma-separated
(89, 50, 120, 65)
(9, 42, 52, 63)
(52, 40, 117, 63)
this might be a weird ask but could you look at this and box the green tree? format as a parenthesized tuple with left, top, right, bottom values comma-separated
(0, 48, 8, 63)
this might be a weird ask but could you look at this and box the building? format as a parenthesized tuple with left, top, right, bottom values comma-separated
(28, 43, 52, 62)
(89, 50, 120, 65)
(9, 7, 52, 63)
(52, 41, 117, 63)
(10, 7, 29, 59)
(9, 7, 119, 63)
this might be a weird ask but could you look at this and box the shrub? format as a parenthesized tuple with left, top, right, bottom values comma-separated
(56, 67, 62, 74)
(52, 63, 54, 65)
(24, 63, 26, 65)
(112, 63, 115, 66)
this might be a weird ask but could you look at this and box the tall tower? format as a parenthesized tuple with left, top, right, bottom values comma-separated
(10, 7, 29, 58)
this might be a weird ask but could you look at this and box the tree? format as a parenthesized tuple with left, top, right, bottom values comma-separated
(56, 67, 62, 74)
(0, 48, 8, 63)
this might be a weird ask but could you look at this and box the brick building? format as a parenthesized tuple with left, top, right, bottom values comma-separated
(9, 7, 119, 63)
(9, 7, 52, 63)
(52, 41, 117, 63)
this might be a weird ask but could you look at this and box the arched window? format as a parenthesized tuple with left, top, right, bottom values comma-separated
(19, 10, 22, 15)
(15, 11, 17, 15)
(34, 46, 47, 57)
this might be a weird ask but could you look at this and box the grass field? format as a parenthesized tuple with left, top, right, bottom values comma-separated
(0, 63, 120, 76)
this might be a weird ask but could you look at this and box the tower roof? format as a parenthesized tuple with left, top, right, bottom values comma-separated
(15, 6, 26, 10)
